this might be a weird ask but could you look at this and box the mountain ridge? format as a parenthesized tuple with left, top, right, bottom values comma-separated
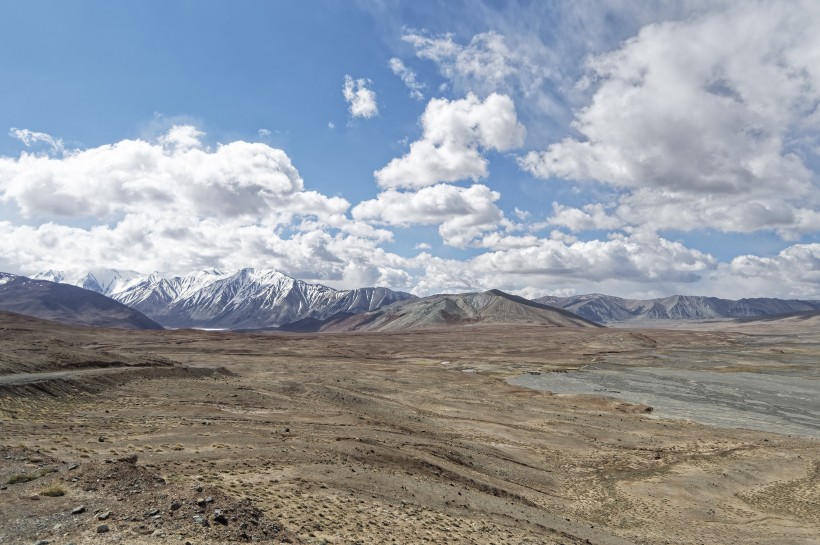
(533, 293, 820, 323)
(321, 289, 602, 332)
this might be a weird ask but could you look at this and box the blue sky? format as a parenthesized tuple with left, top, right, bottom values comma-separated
(1, 1, 820, 299)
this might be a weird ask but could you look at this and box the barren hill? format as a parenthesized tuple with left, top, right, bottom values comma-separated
(321, 289, 601, 332)
(0, 273, 163, 330)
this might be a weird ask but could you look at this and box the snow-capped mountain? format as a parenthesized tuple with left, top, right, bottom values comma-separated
(532, 293, 820, 323)
(36, 267, 415, 329)
(34, 268, 143, 295)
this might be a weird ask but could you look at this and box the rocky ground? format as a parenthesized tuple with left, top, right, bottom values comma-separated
(0, 315, 818, 544)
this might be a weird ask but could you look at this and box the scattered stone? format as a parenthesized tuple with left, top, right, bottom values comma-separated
(33, 540, 50, 545)
(192, 514, 209, 527)
(170, 500, 182, 511)
(98, 436, 105, 443)
(98, 511, 111, 520)
(71, 505, 86, 515)
(67, 464, 78, 470)
(205, 496, 213, 504)
(213, 509, 228, 525)
(196, 497, 206, 507)
(146, 508, 160, 517)
(29, 494, 40, 500)
(96, 524, 109, 533)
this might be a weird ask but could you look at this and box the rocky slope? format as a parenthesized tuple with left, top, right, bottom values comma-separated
(0, 273, 163, 330)
(323, 289, 602, 332)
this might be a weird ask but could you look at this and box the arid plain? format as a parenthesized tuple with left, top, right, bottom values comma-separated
(1, 312, 818, 545)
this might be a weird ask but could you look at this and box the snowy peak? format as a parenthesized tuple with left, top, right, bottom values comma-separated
(33, 268, 142, 295)
(36, 267, 415, 329)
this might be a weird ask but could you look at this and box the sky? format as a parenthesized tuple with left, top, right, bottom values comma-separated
(1, 0, 820, 299)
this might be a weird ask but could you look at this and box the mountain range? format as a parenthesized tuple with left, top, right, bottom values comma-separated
(321, 289, 601, 332)
(33, 268, 414, 329)
(0, 272, 163, 330)
(534, 293, 820, 324)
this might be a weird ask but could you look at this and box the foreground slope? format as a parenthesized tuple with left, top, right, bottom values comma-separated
(0, 273, 163, 330)
(324, 289, 601, 332)
(536, 292, 820, 323)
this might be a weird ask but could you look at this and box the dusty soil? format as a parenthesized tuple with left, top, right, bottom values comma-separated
(0, 314, 818, 544)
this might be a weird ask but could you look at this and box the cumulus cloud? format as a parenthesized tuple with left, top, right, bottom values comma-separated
(353, 183, 503, 247)
(522, 2, 820, 237)
(0, 126, 409, 290)
(407, 233, 718, 297)
(708, 243, 820, 299)
(389, 58, 425, 100)
(342, 75, 379, 118)
(375, 93, 525, 189)
(0, 125, 340, 220)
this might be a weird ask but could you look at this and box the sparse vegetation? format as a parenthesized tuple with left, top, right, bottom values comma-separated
(6, 467, 56, 485)
(40, 484, 66, 497)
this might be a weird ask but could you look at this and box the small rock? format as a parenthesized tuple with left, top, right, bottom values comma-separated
(146, 508, 160, 517)
(205, 496, 213, 503)
(96, 524, 109, 533)
(33, 540, 50, 545)
(97, 511, 111, 520)
(98, 436, 105, 442)
(213, 512, 228, 525)
(71, 505, 86, 515)
(67, 464, 78, 470)
(29, 494, 40, 501)
(192, 514, 209, 527)
(170, 500, 182, 511)
(117, 454, 138, 464)
(196, 497, 206, 506)
(194, 485, 203, 493)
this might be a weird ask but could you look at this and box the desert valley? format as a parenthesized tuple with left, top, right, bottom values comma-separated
(0, 271, 818, 545)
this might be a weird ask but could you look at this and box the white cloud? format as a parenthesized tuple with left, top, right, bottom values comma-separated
(328, 121, 335, 129)
(708, 243, 820, 299)
(548, 202, 622, 232)
(521, 2, 820, 237)
(0, 126, 411, 290)
(403, 30, 553, 99)
(258, 128, 271, 138)
(353, 183, 503, 248)
(342, 75, 379, 119)
(0, 126, 332, 220)
(388, 57, 425, 100)
(374, 93, 525, 189)
(407, 233, 718, 297)
(9, 128, 64, 154)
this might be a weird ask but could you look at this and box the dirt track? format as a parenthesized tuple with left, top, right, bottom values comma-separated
(0, 317, 818, 544)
